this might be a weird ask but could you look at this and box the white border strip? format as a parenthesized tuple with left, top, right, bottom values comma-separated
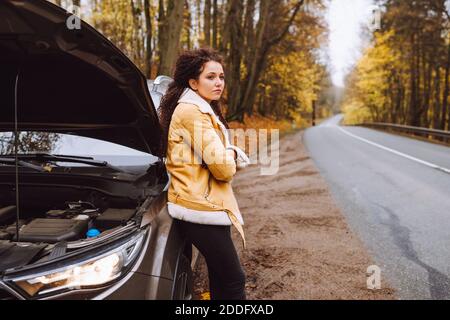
(337, 126, 450, 175)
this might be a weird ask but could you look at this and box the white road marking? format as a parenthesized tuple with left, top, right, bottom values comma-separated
(336, 126, 450, 175)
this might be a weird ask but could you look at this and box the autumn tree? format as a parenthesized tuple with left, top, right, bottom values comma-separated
(221, 0, 308, 121)
(344, 0, 450, 131)
(157, 0, 185, 75)
(259, 5, 326, 120)
(50, 0, 328, 125)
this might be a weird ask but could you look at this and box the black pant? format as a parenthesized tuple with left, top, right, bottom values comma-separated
(177, 220, 246, 300)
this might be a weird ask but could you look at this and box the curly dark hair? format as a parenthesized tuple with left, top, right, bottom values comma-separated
(157, 48, 229, 156)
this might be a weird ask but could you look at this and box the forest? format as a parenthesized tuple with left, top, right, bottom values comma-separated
(49, 0, 328, 124)
(344, 0, 450, 132)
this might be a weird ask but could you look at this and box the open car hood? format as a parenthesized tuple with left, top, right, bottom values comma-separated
(0, 0, 162, 156)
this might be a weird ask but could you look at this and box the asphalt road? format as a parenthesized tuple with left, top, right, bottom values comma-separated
(304, 115, 450, 299)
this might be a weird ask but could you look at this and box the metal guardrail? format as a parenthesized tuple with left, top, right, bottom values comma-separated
(357, 122, 450, 142)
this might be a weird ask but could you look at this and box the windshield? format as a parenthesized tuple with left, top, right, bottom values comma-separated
(0, 131, 159, 168)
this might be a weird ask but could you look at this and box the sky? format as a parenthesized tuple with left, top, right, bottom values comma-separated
(326, 0, 375, 87)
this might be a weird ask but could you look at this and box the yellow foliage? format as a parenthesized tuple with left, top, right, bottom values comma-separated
(200, 291, 211, 300)
(88, 0, 149, 72)
(257, 7, 327, 119)
(229, 113, 306, 134)
(263, 49, 324, 117)
(343, 31, 400, 123)
(342, 101, 372, 125)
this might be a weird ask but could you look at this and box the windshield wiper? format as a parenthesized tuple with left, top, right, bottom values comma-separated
(0, 157, 47, 172)
(0, 153, 126, 173)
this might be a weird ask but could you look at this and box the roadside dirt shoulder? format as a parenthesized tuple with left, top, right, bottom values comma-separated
(193, 130, 396, 299)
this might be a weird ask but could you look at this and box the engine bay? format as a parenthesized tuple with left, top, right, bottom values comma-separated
(0, 200, 139, 272)
(0, 167, 164, 273)
(0, 201, 136, 244)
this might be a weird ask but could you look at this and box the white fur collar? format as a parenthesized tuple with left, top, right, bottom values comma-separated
(179, 88, 216, 116)
(178, 88, 230, 145)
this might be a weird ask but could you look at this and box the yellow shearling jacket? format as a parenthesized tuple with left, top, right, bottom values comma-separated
(165, 88, 246, 247)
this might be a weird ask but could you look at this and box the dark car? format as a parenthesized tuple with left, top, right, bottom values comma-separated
(0, 0, 192, 300)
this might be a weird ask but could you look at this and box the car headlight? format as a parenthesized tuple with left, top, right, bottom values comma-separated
(8, 229, 147, 297)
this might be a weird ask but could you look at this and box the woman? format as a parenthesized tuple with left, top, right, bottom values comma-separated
(158, 48, 249, 300)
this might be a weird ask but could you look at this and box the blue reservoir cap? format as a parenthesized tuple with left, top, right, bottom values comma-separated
(86, 229, 100, 238)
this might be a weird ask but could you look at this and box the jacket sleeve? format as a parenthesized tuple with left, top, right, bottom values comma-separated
(178, 105, 236, 182)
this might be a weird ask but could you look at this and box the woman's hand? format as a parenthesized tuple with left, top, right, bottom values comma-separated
(225, 149, 237, 162)
(226, 145, 250, 169)
(232, 149, 238, 160)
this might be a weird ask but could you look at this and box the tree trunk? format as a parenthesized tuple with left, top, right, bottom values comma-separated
(388, 76, 396, 123)
(441, 43, 450, 130)
(433, 65, 441, 129)
(158, 0, 185, 76)
(184, 0, 192, 50)
(219, 0, 233, 55)
(243, 0, 256, 74)
(158, 0, 166, 68)
(130, 0, 143, 70)
(422, 53, 432, 127)
(196, 0, 201, 41)
(144, 0, 153, 78)
(223, 0, 244, 118)
(204, 0, 211, 47)
(225, 0, 269, 121)
(395, 76, 403, 124)
(409, 34, 420, 126)
(212, 0, 218, 48)
(238, 0, 304, 120)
